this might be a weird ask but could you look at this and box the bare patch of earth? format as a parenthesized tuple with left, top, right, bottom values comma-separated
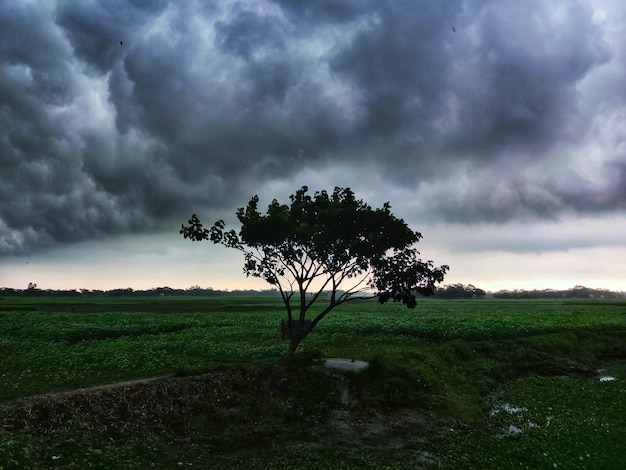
(0, 366, 445, 465)
(324, 358, 369, 372)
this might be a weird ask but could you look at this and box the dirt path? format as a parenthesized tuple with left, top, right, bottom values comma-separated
(0, 375, 174, 409)
(46, 375, 173, 396)
(13, 358, 367, 403)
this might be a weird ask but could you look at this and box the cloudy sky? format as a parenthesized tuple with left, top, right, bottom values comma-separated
(1, 0, 625, 292)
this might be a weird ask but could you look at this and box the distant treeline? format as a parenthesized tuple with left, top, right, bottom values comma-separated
(430, 284, 624, 299)
(1, 284, 622, 299)
(431, 284, 486, 299)
(0, 286, 282, 298)
(491, 285, 624, 299)
(2, 285, 488, 299)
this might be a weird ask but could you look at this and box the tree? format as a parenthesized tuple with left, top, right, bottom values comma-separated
(181, 186, 448, 356)
(434, 283, 486, 299)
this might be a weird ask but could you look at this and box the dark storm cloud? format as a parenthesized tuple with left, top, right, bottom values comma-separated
(445, 1, 612, 158)
(565, 160, 626, 212)
(214, 5, 287, 60)
(270, 0, 365, 25)
(330, 2, 459, 133)
(423, 157, 626, 224)
(1, 0, 625, 255)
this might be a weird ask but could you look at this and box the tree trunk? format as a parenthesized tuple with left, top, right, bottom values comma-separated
(299, 288, 306, 321)
(286, 324, 312, 358)
(287, 337, 301, 357)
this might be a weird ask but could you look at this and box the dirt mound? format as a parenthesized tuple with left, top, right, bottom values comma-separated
(0, 366, 443, 465)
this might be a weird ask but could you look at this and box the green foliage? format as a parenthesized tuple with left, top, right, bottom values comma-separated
(0, 426, 167, 469)
(0, 297, 286, 400)
(181, 186, 448, 353)
(1, 297, 626, 399)
(433, 375, 626, 469)
(1, 297, 626, 468)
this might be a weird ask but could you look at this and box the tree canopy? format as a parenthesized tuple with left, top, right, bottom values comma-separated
(181, 186, 448, 355)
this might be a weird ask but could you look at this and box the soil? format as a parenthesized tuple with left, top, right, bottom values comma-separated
(0, 365, 446, 465)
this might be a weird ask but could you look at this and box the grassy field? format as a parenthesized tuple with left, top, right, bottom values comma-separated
(1, 296, 625, 468)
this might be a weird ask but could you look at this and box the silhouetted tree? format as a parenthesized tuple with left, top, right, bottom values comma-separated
(434, 283, 486, 298)
(181, 186, 448, 356)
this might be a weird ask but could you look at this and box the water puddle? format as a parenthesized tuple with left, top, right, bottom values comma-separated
(599, 376, 616, 382)
(491, 403, 542, 437)
(324, 358, 369, 372)
(501, 403, 526, 414)
(492, 372, 621, 439)
(490, 402, 526, 416)
(596, 369, 618, 382)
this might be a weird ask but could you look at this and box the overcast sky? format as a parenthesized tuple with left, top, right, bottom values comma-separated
(1, 0, 625, 292)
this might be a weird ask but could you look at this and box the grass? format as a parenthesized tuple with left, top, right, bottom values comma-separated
(0, 297, 286, 399)
(0, 296, 625, 468)
(433, 374, 626, 469)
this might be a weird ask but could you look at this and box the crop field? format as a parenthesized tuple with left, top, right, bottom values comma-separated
(1, 296, 625, 468)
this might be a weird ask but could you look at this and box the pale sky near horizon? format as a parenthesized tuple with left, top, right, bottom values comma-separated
(1, 0, 625, 293)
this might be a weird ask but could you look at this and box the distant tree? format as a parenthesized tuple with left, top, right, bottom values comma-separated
(492, 286, 623, 299)
(181, 186, 448, 356)
(434, 283, 486, 299)
(473, 287, 486, 298)
(105, 288, 134, 297)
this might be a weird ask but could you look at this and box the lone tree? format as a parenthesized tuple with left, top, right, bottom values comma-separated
(181, 186, 448, 356)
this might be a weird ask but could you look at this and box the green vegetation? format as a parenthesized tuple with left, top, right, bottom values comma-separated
(0, 297, 286, 399)
(435, 374, 626, 469)
(182, 185, 448, 356)
(1, 296, 625, 468)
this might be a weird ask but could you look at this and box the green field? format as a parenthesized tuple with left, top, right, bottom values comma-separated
(1, 296, 625, 468)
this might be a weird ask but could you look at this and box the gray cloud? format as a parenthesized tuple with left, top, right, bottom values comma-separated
(1, 0, 626, 256)
(214, 5, 288, 61)
(445, 0, 612, 158)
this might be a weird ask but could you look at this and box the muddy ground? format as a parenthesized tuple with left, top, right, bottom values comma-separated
(0, 364, 449, 467)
